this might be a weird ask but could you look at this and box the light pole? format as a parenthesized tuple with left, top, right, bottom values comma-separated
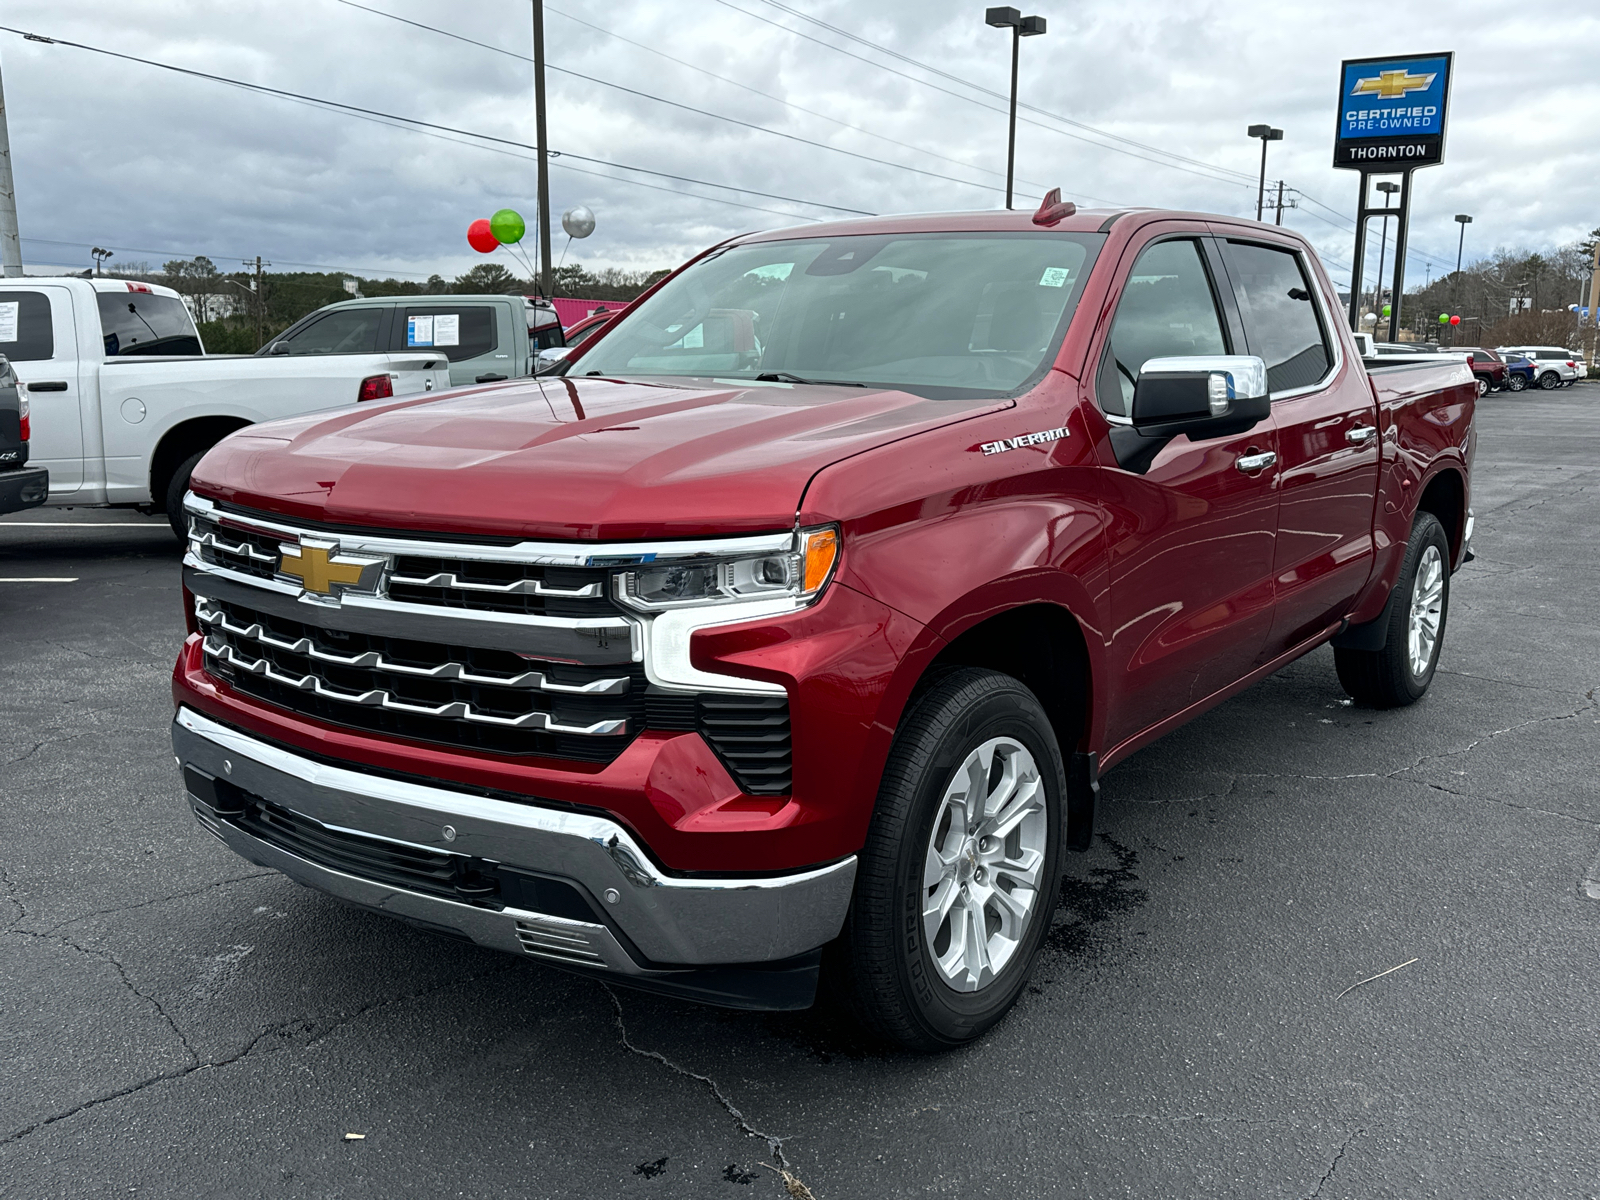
(985, 7, 1046, 211)
(1247, 124, 1282, 221)
(1453, 213, 1472, 277)
(1372, 181, 1399, 334)
(90, 247, 112, 276)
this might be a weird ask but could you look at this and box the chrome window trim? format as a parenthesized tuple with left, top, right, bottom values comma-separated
(184, 493, 795, 567)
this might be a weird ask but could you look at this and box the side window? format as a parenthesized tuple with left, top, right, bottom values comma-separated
(402, 306, 497, 362)
(1224, 242, 1333, 394)
(279, 308, 383, 355)
(1096, 239, 1227, 418)
(0, 290, 56, 361)
(96, 292, 201, 356)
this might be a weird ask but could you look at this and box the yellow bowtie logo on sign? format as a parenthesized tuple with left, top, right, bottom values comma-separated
(277, 540, 385, 597)
(1351, 69, 1436, 100)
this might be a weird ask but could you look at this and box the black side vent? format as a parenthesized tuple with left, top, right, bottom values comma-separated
(697, 694, 792, 795)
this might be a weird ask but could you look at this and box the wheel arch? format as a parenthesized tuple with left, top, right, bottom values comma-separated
(1415, 466, 1467, 568)
(149, 416, 252, 512)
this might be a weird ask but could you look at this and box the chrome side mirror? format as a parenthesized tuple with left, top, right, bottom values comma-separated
(1131, 354, 1269, 438)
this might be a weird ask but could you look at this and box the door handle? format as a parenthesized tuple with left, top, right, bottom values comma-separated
(1345, 425, 1378, 445)
(1235, 450, 1276, 474)
(28, 381, 68, 392)
(474, 373, 508, 383)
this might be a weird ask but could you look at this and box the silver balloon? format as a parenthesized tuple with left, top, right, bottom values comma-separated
(561, 206, 596, 239)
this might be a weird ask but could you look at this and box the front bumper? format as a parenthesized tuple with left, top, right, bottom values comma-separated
(172, 706, 856, 1009)
(0, 465, 48, 515)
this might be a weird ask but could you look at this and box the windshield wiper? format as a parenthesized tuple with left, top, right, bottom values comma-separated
(753, 371, 869, 387)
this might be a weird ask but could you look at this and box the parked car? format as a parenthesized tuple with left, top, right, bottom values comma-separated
(1501, 353, 1536, 391)
(1495, 345, 1580, 389)
(1455, 348, 1508, 395)
(264, 294, 564, 389)
(0, 356, 47, 515)
(0, 277, 451, 535)
(173, 205, 1476, 1049)
(535, 307, 625, 374)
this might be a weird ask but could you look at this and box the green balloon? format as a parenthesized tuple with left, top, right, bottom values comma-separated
(1438, 313, 1450, 324)
(489, 208, 526, 245)
(1382, 304, 1391, 317)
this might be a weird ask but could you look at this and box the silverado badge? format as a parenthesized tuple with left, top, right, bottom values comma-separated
(980, 426, 1068, 456)
(277, 539, 386, 599)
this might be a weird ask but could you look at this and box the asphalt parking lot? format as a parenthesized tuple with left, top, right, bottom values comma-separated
(2, 382, 1598, 1199)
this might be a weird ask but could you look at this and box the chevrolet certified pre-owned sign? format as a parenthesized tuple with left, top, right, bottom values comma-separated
(1333, 52, 1453, 170)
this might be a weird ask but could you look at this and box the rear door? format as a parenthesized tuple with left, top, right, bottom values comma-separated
(1090, 231, 1281, 747)
(394, 302, 509, 386)
(1216, 235, 1379, 657)
(0, 285, 83, 495)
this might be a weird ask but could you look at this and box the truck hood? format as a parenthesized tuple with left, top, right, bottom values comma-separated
(191, 375, 1010, 540)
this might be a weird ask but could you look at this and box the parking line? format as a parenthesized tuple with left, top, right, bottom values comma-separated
(0, 577, 80, 583)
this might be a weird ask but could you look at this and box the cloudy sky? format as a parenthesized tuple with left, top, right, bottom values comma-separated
(3, 0, 1596, 293)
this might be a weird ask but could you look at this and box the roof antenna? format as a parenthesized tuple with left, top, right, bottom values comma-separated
(1032, 188, 1076, 227)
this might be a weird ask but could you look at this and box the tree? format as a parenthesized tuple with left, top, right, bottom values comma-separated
(452, 263, 525, 294)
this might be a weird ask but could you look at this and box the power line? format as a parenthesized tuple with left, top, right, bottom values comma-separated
(750, 0, 1261, 187)
(1, 25, 873, 218)
(710, 0, 1259, 193)
(334, 0, 1021, 199)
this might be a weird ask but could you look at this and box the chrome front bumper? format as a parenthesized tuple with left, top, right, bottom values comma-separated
(172, 707, 855, 978)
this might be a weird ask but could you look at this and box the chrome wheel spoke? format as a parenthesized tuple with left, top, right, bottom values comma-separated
(921, 737, 1049, 994)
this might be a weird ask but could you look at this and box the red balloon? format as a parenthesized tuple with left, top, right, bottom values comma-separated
(1449, 315, 1461, 325)
(467, 218, 498, 254)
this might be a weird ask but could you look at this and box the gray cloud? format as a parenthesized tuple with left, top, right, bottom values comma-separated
(4, 0, 1595, 290)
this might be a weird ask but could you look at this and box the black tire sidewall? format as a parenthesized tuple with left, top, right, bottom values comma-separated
(877, 676, 1065, 1046)
(1389, 512, 1451, 700)
(165, 450, 206, 539)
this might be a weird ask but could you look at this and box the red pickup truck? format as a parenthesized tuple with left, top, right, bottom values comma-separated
(171, 203, 1475, 1050)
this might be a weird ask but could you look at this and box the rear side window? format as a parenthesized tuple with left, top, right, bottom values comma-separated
(275, 308, 384, 355)
(97, 291, 201, 356)
(0, 290, 55, 361)
(401, 306, 496, 362)
(1224, 242, 1332, 394)
(1096, 239, 1227, 418)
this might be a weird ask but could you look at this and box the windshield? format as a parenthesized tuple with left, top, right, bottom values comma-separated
(571, 231, 1103, 397)
(97, 291, 202, 356)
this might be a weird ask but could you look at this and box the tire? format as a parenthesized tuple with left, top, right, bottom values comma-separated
(1539, 371, 1561, 390)
(1506, 373, 1527, 392)
(1475, 375, 1489, 397)
(1334, 511, 1450, 709)
(839, 668, 1065, 1051)
(164, 450, 206, 539)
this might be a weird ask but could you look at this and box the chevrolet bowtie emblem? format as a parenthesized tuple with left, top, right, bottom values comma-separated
(277, 539, 386, 598)
(1350, 69, 1436, 100)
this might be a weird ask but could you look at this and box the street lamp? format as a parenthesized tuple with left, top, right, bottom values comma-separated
(1453, 214, 1472, 276)
(986, 7, 1046, 211)
(91, 247, 112, 276)
(1372, 181, 1399, 332)
(1247, 124, 1282, 221)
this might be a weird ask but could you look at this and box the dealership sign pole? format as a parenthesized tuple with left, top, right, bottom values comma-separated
(1334, 52, 1454, 341)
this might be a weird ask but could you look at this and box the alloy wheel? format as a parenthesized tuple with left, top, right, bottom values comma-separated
(921, 737, 1047, 993)
(1408, 544, 1445, 678)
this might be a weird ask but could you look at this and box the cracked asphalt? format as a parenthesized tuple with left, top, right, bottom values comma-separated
(3, 382, 1598, 1199)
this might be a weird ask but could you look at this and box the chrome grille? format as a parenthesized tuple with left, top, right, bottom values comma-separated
(197, 595, 644, 761)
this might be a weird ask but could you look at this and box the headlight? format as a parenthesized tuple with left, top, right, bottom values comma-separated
(616, 526, 839, 611)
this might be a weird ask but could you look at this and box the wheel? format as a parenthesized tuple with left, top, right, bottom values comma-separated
(1475, 376, 1489, 397)
(1539, 371, 1561, 390)
(1506, 373, 1527, 392)
(1334, 511, 1450, 709)
(839, 668, 1065, 1051)
(164, 450, 206, 539)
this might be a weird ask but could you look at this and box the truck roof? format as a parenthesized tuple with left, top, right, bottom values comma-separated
(730, 206, 1274, 244)
(11, 276, 186, 300)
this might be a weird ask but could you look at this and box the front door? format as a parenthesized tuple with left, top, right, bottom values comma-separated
(1090, 233, 1281, 749)
(1215, 236, 1380, 655)
(0, 285, 82, 496)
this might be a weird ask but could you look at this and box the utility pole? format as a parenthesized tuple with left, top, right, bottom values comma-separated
(1273, 180, 1286, 226)
(244, 255, 269, 350)
(0, 52, 23, 277)
(1588, 241, 1600, 370)
(531, 0, 553, 299)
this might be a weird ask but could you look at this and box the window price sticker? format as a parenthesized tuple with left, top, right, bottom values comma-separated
(0, 301, 18, 342)
(1038, 267, 1070, 288)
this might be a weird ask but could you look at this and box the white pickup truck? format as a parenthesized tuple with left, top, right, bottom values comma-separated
(0, 277, 451, 533)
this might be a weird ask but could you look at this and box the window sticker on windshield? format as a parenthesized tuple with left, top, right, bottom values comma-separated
(433, 314, 460, 347)
(1039, 267, 1070, 288)
(0, 302, 17, 342)
(407, 316, 434, 347)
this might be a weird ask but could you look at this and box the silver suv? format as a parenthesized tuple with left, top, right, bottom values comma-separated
(1496, 346, 1581, 389)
